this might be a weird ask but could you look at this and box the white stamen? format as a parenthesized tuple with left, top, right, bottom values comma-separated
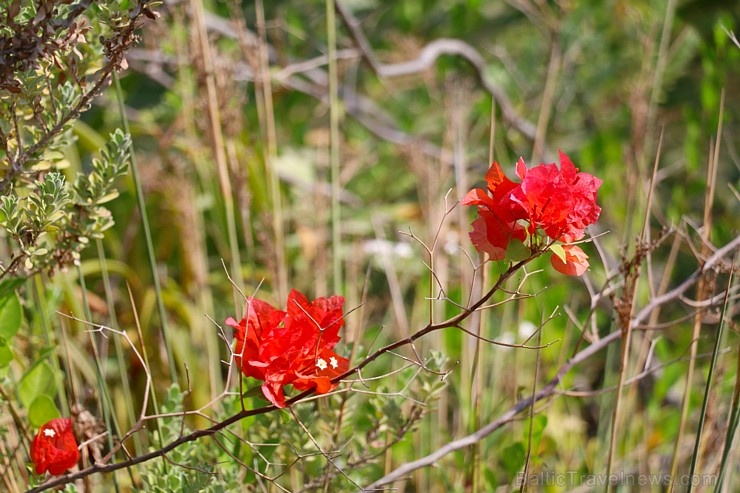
(43, 428, 56, 438)
(329, 356, 338, 369)
(316, 358, 328, 371)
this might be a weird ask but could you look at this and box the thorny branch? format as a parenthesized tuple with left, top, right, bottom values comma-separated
(27, 235, 740, 492)
(28, 248, 543, 492)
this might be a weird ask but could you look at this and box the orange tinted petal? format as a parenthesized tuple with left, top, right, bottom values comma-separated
(550, 244, 590, 276)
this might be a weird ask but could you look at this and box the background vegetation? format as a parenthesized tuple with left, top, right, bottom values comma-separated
(1, 0, 739, 491)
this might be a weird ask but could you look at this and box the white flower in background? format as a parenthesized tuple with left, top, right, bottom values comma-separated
(518, 320, 538, 339)
(363, 239, 413, 259)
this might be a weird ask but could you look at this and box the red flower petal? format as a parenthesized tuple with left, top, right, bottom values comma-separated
(464, 152, 600, 275)
(262, 373, 290, 409)
(30, 418, 80, 475)
(227, 290, 349, 408)
(463, 161, 529, 258)
(460, 188, 494, 207)
(515, 156, 528, 181)
(469, 212, 526, 260)
(485, 161, 510, 190)
(550, 244, 590, 276)
(510, 151, 601, 242)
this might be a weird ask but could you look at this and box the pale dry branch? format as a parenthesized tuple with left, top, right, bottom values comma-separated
(558, 347, 732, 398)
(722, 26, 740, 48)
(334, 0, 537, 142)
(127, 7, 538, 175)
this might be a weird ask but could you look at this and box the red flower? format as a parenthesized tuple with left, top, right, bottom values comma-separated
(550, 244, 590, 276)
(463, 151, 601, 276)
(226, 289, 349, 408)
(510, 151, 602, 242)
(30, 418, 80, 475)
(461, 161, 527, 260)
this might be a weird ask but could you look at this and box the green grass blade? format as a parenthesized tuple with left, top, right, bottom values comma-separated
(112, 72, 177, 382)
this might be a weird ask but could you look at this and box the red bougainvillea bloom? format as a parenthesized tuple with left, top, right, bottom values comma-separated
(461, 161, 527, 260)
(226, 289, 349, 408)
(30, 418, 80, 475)
(550, 244, 590, 276)
(510, 151, 602, 242)
(463, 151, 601, 276)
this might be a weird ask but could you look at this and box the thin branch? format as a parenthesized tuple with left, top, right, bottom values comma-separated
(30, 237, 740, 492)
(29, 250, 540, 491)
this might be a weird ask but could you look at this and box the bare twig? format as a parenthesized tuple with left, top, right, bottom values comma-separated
(28, 249, 541, 492)
(29, 236, 740, 492)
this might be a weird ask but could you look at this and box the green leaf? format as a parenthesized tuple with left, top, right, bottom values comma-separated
(38, 345, 57, 361)
(94, 190, 120, 204)
(0, 290, 22, 341)
(0, 344, 13, 367)
(549, 243, 567, 262)
(19, 360, 57, 409)
(529, 414, 548, 449)
(501, 441, 526, 476)
(484, 468, 497, 491)
(505, 240, 530, 262)
(28, 395, 61, 427)
(0, 277, 25, 300)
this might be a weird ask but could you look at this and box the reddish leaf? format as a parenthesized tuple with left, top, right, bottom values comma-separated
(550, 244, 590, 276)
